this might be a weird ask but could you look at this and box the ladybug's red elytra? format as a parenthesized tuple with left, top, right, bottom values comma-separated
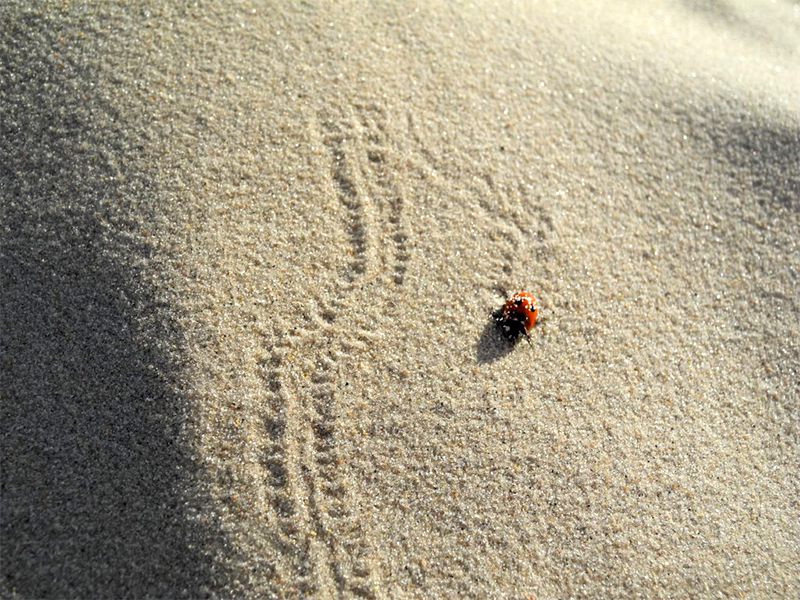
(492, 291, 539, 342)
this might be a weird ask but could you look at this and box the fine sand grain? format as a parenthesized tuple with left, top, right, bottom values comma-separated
(2, 1, 798, 598)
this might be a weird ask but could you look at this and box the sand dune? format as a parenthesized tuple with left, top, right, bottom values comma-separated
(2, 1, 798, 598)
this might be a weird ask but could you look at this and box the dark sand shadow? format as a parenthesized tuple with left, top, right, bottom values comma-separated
(710, 115, 800, 211)
(678, 0, 799, 57)
(673, 4, 800, 211)
(476, 320, 517, 364)
(1, 12, 230, 598)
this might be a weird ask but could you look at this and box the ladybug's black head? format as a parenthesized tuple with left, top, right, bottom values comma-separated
(495, 312, 527, 341)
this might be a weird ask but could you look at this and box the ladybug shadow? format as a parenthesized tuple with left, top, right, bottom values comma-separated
(476, 319, 518, 363)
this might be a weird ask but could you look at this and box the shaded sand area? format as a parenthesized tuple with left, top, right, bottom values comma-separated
(2, 1, 799, 597)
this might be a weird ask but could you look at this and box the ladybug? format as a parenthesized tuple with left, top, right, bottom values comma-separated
(492, 291, 539, 342)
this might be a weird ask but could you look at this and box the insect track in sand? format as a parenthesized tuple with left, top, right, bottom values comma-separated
(314, 106, 380, 595)
(254, 103, 414, 598)
(250, 104, 552, 594)
(318, 111, 376, 283)
(471, 175, 555, 292)
(356, 101, 410, 285)
(406, 108, 555, 293)
(255, 329, 315, 596)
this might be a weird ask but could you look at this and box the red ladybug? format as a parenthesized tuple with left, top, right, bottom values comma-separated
(492, 291, 539, 342)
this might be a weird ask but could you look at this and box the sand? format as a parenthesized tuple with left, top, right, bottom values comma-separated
(2, 1, 798, 598)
